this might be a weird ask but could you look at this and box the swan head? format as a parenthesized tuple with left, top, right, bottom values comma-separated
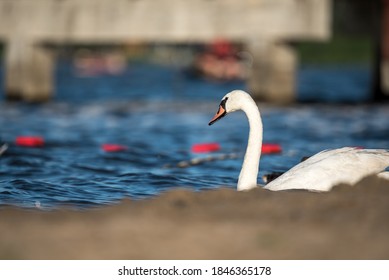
(209, 90, 253, 125)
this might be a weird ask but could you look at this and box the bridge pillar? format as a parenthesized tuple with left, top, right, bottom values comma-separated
(5, 38, 54, 102)
(378, 0, 389, 99)
(247, 40, 296, 103)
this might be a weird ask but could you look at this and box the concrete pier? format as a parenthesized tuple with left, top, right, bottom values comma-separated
(247, 41, 297, 103)
(0, 0, 331, 102)
(5, 39, 54, 101)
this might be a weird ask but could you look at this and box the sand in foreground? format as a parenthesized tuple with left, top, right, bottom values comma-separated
(1, 176, 389, 259)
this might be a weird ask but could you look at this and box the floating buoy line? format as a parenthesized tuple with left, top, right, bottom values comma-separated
(164, 142, 282, 169)
(0, 143, 8, 156)
(191, 142, 221, 153)
(101, 143, 128, 152)
(7, 136, 283, 170)
(163, 152, 241, 169)
(15, 136, 45, 147)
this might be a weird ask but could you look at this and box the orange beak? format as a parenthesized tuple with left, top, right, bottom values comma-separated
(208, 105, 226, 126)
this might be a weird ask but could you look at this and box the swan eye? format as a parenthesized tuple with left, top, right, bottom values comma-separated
(220, 97, 228, 110)
(208, 97, 228, 126)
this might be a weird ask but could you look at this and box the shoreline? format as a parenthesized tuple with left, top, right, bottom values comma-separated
(1, 175, 389, 259)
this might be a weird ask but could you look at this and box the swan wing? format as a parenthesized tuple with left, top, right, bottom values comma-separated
(264, 148, 389, 192)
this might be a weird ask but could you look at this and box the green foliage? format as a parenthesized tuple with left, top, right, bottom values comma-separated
(296, 35, 374, 65)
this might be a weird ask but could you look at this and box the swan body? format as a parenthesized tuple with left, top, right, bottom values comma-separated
(264, 147, 389, 192)
(209, 90, 389, 192)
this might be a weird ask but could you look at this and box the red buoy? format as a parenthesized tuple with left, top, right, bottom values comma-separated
(262, 143, 282, 154)
(191, 142, 221, 153)
(101, 143, 128, 152)
(15, 136, 45, 147)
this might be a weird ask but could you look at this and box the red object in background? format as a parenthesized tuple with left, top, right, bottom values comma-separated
(101, 143, 128, 152)
(15, 136, 45, 147)
(262, 143, 282, 154)
(192, 143, 281, 154)
(210, 38, 235, 58)
(192, 142, 221, 153)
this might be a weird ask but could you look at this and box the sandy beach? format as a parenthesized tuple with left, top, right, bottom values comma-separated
(1, 175, 389, 260)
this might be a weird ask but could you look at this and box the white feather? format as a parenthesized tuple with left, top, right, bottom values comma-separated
(265, 147, 389, 191)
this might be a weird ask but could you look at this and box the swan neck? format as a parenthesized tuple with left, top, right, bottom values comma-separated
(237, 100, 263, 191)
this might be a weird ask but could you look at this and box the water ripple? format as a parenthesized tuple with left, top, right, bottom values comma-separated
(1, 64, 388, 209)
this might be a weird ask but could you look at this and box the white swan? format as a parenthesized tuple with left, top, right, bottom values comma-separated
(208, 90, 389, 191)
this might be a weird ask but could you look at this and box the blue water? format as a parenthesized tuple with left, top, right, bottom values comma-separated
(0, 60, 388, 209)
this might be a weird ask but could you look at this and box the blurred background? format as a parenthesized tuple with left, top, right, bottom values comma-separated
(0, 0, 388, 103)
(0, 0, 389, 209)
(0, 0, 387, 103)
